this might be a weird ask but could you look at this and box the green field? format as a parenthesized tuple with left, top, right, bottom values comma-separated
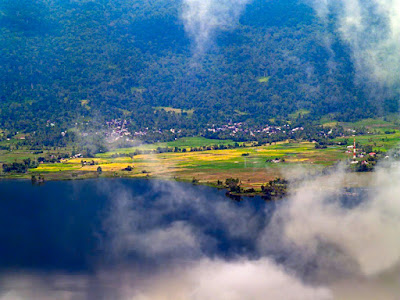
(341, 118, 399, 133)
(288, 109, 311, 119)
(333, 132, 400, 152)
(258, 76, 271, 83)
(97, 137, 239, 157)
(1, 119, 400, 190)
(153, 106, 194, 116)
(0, 140, 346, 188)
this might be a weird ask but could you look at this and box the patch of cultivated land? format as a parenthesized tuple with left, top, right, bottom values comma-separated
(17, 141, 347, 188)
(1, 122, 400, 190)
(96, 137, 239, 156)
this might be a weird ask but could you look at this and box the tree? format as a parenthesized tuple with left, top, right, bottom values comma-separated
(225, 178, 241, 193)
(261, 178, 288, 200)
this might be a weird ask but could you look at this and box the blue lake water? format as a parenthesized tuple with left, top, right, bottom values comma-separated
(0, 179, 379, 300)
(0, 179, 274, 273)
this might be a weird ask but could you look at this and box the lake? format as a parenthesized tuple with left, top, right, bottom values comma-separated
(0, 179, 274, 271)
(0, 178, 398, 300)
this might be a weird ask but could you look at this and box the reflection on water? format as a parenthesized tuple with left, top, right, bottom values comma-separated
(0, 179, 273, 272)
(0, 177, 399, 300)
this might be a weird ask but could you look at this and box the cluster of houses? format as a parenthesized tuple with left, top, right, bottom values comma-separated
(105, 119, 186, 140)
(206, 122, 304, 137)
(132, 128, 182, 137)
(346, 143, 378, 166)
(100, 120, 310, 142)
(346, 144, 376, 158)
(100, 119, 349, 142)
(105, 119, 132, 141)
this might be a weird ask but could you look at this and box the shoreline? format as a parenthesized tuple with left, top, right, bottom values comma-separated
(0, 167, 376, 198)
(0, 170, 273, 197)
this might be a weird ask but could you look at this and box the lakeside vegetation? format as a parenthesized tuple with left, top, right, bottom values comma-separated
(1, 117, 399, 195)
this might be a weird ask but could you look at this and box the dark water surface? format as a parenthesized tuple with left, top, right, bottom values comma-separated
(0, 179, 274, 273)
(0, 179, 391, 300)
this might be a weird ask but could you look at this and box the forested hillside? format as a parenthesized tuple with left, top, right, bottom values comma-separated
(0, 0, 397, 136)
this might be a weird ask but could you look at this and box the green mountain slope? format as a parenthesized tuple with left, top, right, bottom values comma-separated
(0, 0, 397, 135)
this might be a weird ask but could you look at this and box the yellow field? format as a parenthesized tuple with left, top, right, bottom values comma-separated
(27, 141, 348, 189)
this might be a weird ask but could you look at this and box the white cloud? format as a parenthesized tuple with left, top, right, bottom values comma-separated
(311, 0, 400, 89)
(261, 162, 400, 277)
(181, 0, 251, 53)
(124, 259, 332, 300)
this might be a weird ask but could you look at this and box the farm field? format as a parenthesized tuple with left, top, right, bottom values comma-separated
(153, 106, 195, 116)
(1, 123, 399, 190)
(334, 131, 400, 151)
(1, 140, 348, 189)
(96, 137, 239, 157)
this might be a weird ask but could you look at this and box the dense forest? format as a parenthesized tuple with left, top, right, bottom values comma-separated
(0, 0, 398, 140)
